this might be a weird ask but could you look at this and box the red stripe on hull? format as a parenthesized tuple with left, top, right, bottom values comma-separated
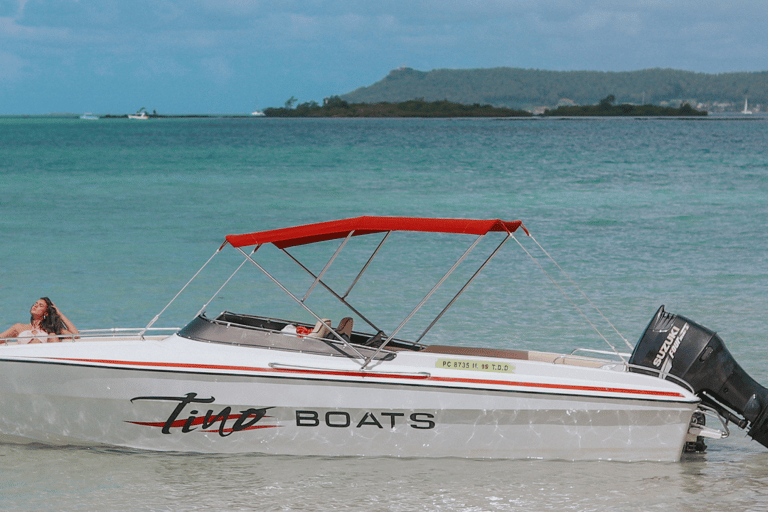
(45, 357, 687, 399)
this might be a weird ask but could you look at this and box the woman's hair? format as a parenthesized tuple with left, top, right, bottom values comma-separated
(33, 297, 66, 335)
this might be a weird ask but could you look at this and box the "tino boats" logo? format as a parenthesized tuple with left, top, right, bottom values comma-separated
(127, 392, 437, 436)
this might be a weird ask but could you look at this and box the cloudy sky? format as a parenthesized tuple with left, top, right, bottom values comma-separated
(1, 0, 766, 115)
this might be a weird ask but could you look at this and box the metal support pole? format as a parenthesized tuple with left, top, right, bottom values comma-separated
(301, 231, 354, 302)
(362, 234, 484, 368)
(343, 231, 391, 299)
(141, 244, 223, 338)
(415, 233, 511, 343)
(235, 246, 367, 361)
(282, 249, 383, 334)
(196, 245, 259, 318)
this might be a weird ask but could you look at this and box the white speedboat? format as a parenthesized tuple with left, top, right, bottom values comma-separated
(2, 217, 765, 461)
(128, 110, 149, 119)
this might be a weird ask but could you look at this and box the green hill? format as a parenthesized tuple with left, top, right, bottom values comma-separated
(341, 67, 767, 112)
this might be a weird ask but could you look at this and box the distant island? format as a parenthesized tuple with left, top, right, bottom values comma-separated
(340, 67, 766, 113)
(263, 97, 531, 118)
(88, 95, 707, 119)
(261, 95, 706, 118)
(543, 95, 707, 116)
(96, 95, 706, 119)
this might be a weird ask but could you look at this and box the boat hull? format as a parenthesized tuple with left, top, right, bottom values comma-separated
(0, 338, 697, 461)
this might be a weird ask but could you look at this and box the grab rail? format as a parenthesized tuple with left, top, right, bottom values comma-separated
(570, 348, 632, 359)
(0, 327, 179, 345)
(624, 362, 696, 394)
(79, 328, 179, 335)
(269, 362, 431, 378)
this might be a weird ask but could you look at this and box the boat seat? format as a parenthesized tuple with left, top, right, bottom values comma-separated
(336, 317, 353, 342)
(307, 319, 331, 339)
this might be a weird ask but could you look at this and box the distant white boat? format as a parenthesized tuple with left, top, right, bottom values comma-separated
(128, 112, 149, 120)
(251, 110, 266, 117)
(742, 99, 752, 115)
(80, 113, 98, 120)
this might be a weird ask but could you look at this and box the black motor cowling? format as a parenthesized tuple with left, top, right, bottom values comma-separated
(629, 305, 768, 449)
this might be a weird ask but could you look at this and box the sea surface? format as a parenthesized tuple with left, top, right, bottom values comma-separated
(1, 115, 768, 510)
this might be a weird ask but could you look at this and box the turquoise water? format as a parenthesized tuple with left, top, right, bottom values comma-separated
(1, 116, 768, 510)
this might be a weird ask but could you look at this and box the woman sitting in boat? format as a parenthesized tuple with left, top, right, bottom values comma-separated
(0, 297, 78, 344)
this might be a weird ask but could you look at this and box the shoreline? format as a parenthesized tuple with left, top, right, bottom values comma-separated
(2, 113, 765, 120)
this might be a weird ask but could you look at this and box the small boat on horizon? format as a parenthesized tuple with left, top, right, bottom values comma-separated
(742, 98, 753, 114)
(80, 113, 98, 120)
(2, 216, 767, 461)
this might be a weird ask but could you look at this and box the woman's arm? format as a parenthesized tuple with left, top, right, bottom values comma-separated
(52, 303, 79, 338)
(60, 314, 78, 335)
(1, 324, 24, 340)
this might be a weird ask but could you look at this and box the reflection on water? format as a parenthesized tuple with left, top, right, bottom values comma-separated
(2, 436, 768, 511)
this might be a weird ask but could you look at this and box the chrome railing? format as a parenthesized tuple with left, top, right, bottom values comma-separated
(0, 327, 179, 345)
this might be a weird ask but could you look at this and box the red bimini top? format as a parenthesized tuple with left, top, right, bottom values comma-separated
(225, 216, 529, 249)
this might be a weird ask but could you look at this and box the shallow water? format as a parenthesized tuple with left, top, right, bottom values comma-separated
(1, 116, 768, 510)
(3, 438, 768, 511)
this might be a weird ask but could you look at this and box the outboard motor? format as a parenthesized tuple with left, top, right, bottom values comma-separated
(629, 305, 768, 449)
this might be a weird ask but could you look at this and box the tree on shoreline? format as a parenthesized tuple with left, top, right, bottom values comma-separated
(264, 98, 532, 118)
(543, 94, 706, 116)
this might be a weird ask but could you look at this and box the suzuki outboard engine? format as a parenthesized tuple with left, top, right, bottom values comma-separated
(629, 305, 768, 449)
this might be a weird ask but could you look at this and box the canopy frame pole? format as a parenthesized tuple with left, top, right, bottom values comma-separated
(140, 244, 224, 338)
(415, 233, 511, 344)
(234, 246, 368, 361)
(342, 231, 391, 300)
(512, 235, 628, 361)
(281, 248, 383, 334)
(195, 246, 260, 318)
(362, 234, 485, 369)
(528, 235, 633, 352)
(301, 231, 354, 303)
